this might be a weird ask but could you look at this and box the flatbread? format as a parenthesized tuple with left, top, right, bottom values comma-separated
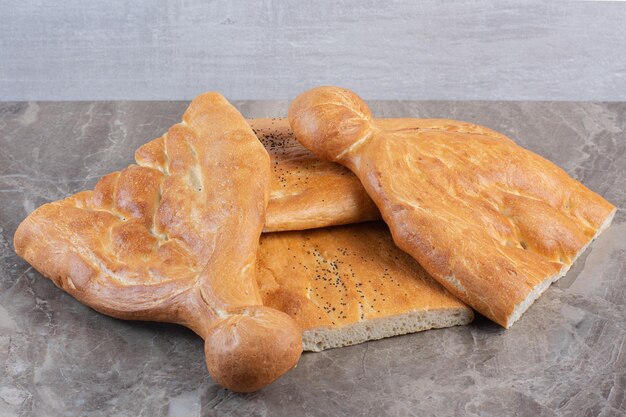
(250, 118, 380, 232)
(14, 93, 302, 392)
(257, 222, 473, 351)
(289, 86, 616, 328)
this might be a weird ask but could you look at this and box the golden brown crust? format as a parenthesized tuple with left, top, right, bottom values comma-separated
(253, 118, 494, 233)
(289, 86, 616, 328)
(203, 305, 302, 392)
(256, 222, 472, 333)
(14, 92, 302, 392)
(249, 118, 380, 232)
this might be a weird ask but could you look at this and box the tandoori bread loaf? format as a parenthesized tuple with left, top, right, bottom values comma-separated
(257, 222, 473, 351)
(14, 92, 302, 392)
(289, 86, 616, 328)
(250, 118, 380, 232)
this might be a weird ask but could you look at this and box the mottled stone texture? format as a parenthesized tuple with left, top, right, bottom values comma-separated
(0, 101, 625, 417)
(1, 1, 626, 101)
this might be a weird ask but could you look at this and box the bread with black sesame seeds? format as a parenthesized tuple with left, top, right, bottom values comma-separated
(249, 118, 380, 232)
(256, 222, 473, 351)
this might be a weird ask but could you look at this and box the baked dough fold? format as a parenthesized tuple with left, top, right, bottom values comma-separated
(289, 86, 616, 328)
(14, 93, 302, 392)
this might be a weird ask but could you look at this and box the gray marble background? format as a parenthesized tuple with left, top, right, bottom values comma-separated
(0, 100, 625, 416)
(2, 1, 626, 101)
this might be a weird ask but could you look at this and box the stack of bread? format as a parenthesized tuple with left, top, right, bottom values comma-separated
(13, 87, 615, 392)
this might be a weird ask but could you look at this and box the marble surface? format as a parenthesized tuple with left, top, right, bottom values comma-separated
(0, 100, 625, 417)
